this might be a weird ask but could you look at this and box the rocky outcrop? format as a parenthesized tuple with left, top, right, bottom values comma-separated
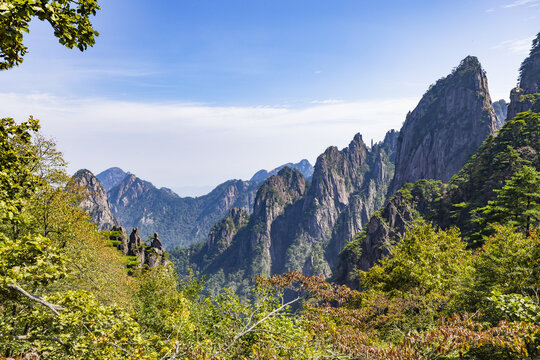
(280, 131, 398, 277)
(249, 167, 307, 276)
(111, 226, 170, 269)
(206, 207, 249, 259)
(96, 167, 129, 192)
(250, 159, 314, 183)
(507, 33, 540, 121)
(388, 56, 498, 195)
(73, 169, 120, 231)
(492, 99, 508, 128)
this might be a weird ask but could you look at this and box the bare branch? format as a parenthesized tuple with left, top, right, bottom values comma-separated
(0, 333, 65, 346)
(7, 283, 64, 316)
(214, 295, 302, 358)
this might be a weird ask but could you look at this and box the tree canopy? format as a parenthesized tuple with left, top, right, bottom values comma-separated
(0, 0, 100, 69)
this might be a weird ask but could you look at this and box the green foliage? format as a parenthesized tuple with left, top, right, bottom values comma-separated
(360, 221, 472, 297)
(488, 292, 540, 324)
(0, 0, 100, 69)
(477, 165, 540, 235)
(469, 225, 540, 310)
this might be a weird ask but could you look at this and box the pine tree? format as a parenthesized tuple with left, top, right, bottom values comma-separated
(479, 165, 540, 234)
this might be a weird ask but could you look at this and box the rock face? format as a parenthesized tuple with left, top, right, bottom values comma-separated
(507, 33, 540, 121)
(206, 207, 249, 259)
(250, 159, 314, 183)
(108, 173, 259, 249)
(96, 167, 129, 192)
(174, 130, 399, 293)
(388, 56, 498, 195)
(73, 169, 120, 231)
(492, 99, 508, 128)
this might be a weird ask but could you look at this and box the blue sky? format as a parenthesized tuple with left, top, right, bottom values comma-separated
(0, 0, 539, 195)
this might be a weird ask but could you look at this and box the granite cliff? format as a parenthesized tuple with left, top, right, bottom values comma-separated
(337, 112, 540, 288)
(388, 56, 498, 195)
(73, 169, 120, 231)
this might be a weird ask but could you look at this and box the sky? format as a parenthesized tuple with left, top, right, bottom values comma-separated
(0, 0, 539, 196)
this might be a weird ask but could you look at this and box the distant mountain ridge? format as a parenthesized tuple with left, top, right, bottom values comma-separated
(250, 159, 314, 183)
(96, 167, 129, 192)
(99, 159, 314, 249)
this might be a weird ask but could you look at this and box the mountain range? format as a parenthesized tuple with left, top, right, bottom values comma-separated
(75, 160, 314, 248)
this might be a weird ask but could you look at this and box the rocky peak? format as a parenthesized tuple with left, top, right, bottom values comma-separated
(96, 167, 129, 192)
(249, 167, 307, 276)
(253, 167, 306, 220)
(507, 33, 540, 121)
(73, 169, 120, 231)
(388, 55, 497, 195)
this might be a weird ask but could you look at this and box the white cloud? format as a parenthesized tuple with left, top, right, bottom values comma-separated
(504, 0, 540, 7)
(0, 93, 418, 196)
(493, 37, 534, 54)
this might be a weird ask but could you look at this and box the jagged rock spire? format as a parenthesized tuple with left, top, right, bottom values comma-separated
(388, 56, 497, 195)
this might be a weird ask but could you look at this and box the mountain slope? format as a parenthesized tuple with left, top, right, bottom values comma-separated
(388, 56, 498, 195)
(108, 174, 259, 248)
(337, 112, 540, 288)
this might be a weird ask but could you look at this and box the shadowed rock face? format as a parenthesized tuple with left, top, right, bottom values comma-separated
(507, 33, 540, 121)
(388, 56, 498, 196)
(492, 99, 508, 128)
(73, 169, 120, 231)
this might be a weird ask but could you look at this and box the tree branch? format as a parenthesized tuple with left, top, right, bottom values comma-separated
(0, 333, 65, 346)
(7, 283, 64, 316)
(214, 295, 302, 358)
